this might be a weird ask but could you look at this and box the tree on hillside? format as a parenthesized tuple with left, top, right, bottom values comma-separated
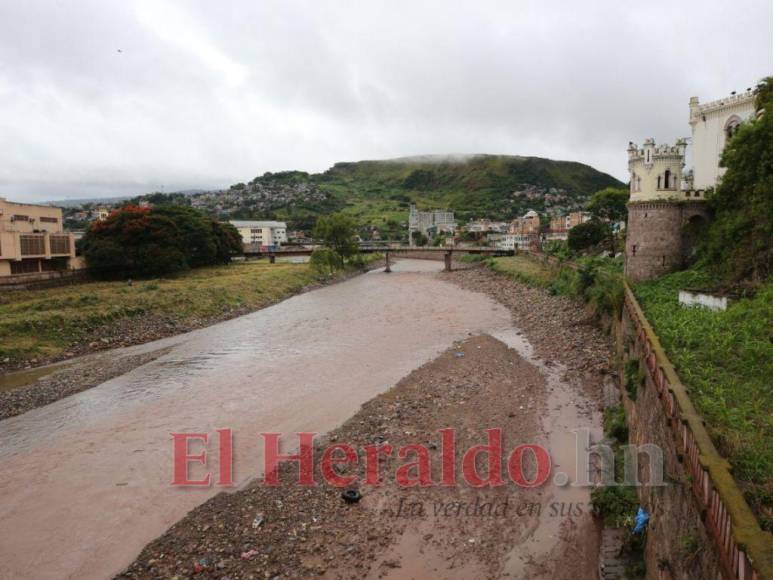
(313, 213, 359, 265)
(568, 221, 610, 252)
(701, 77, 773, 281)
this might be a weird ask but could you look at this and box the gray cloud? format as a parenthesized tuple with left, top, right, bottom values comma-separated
(1, 0, 770, 202)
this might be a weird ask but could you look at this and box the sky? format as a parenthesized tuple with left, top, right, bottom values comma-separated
(0, 1, 771, 202)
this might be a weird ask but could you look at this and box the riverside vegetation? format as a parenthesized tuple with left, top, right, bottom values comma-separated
(0, 256, 380, 370)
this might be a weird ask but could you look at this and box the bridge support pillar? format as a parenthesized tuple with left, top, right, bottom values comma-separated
(269, 254, 276, 264)
(385, 251, 391, 273)
(444, 251, 452, 272)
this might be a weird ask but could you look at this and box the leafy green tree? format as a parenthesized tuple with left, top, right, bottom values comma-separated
(588, 187, 629, 252)
(211, 221, 243, 263)
(82, 206, 187, 278)
(154, 205, 218, 268)
(413, 232, 429, 246)
(699, 77, 773, 281)
(82, 205, 242, 278)
(310, 247, 343, 275)
(568, 221, 610, 252)
(313, 213, 359, 263)
(588, 187, 629, 222)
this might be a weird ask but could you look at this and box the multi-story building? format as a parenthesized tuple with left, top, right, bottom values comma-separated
(0, 197, 77, 277)
(230, 220, 288, 248)
(408, 204, 456, 244)
(545, 211, 592, 242)
(688, 88, 757, 191)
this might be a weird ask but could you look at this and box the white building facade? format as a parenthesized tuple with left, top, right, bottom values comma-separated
(230, 220, 288, 247)
(688, 89, 756, 191)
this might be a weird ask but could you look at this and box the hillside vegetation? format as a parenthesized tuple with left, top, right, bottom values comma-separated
(185, 154, 623, 237)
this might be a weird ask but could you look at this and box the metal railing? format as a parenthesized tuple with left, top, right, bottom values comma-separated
(19, 234, 46, 256)
(49, 234, 71, 255)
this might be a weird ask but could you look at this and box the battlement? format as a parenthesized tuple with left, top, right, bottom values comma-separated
(689, 89, 755, 122)
(627, 138, 687, 163)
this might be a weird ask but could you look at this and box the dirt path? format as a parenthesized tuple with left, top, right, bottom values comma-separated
(118, 263, 616, 579)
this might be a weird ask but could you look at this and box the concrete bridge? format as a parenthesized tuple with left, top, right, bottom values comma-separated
(242, 245, 513, 272)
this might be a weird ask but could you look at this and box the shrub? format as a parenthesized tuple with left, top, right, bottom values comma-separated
(624, 359, 642, 400)
(604, 406, 629, 443)
(309, 247, 342, 276)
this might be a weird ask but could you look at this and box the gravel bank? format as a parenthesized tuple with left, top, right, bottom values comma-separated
(0, 347, 173, 420)
(117, 264, 616, 579)
(442, 265, 614, 391)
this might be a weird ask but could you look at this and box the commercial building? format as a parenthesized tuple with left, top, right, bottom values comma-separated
(408, 205, 456, 244)
(0, 198, 77, 277)
(229, 220, 287, 248)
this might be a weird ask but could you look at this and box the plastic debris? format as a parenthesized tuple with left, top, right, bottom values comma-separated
(252, 513, 264, 529)
(454, 352, 465, 358)
(241, 549, 259, 560)
(633, 507, 649, 534)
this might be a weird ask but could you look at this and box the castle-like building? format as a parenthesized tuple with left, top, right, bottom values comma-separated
(625, 88, 757, 281)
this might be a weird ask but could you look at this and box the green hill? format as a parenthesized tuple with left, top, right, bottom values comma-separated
(189, 154, 623, 237)
(312, 154, 623, 236)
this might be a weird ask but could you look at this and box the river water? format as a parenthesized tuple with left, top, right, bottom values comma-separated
(0, 260, 523, 579)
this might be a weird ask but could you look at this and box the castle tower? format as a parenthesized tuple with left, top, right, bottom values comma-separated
(625, 138, 707, 281)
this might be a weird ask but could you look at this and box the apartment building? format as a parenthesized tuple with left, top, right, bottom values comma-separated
(0, 198, 77, 277)
(545, 211, 592, 241)
(230, 220, 288, 248)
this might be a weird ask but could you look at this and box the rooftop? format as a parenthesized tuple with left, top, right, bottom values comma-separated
(229, 220, 286, 228)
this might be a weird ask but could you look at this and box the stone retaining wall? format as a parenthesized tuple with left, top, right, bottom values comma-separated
(618, 285, 773, 580)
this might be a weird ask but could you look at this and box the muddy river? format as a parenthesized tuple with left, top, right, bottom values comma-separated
(0, 260, 600, 579)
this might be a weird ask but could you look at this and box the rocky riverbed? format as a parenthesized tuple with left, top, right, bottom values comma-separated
(117, 264, 615, 579)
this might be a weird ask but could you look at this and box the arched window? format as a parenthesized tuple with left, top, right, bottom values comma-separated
(724, 115, 742, 143)
(664, 169, 671, 189)
(657, 175, 662, 189)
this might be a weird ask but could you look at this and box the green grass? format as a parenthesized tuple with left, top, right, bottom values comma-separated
(635, 269, 773, 528)
(487, 254, 625, 318)
(489, 255, 557, 287)
(0, 261, 333, 364)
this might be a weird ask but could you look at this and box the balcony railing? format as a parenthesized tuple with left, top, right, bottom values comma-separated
(19, 234, 46, 256)
(50, 234, 71, 255)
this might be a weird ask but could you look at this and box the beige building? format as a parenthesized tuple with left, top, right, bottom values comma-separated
(230, 220, 288, 247)
(0, 197, 77, 277)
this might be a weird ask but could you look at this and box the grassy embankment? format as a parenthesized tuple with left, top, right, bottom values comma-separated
(476, 253, 772, 528)
(635, 270, 773, 528)
(0, 258, 379, 366)
(467, 253, 625, 318)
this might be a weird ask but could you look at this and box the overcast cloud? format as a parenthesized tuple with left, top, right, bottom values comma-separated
(1, 0, 771, 202)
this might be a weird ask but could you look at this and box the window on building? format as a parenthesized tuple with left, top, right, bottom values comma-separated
(40, 217, 58, 223)
(657, 175, 662, 189)
(664, 169, 671, 189)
